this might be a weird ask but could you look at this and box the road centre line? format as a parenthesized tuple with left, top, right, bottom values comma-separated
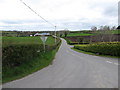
(106, 61, 119, 66)
(114, 63, 119, 65)
(67, 49, 119, 66)
(106, 61, 112, 64)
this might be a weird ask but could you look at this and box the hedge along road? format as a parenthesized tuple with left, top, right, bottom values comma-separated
(3, 39, 118, 88)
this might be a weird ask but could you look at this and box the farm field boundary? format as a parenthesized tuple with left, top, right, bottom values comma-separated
(74, 42, 120, 57)
(2, 36, 61, 83)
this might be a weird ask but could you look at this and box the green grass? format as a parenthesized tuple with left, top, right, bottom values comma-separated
(63, 38, 79, 45)
(2, 36, 55, 47)
(46, 36, 55, 45)
(111, 30, 120, 34)
(3, 37, 42, 47)
(67, 33, 94, 37)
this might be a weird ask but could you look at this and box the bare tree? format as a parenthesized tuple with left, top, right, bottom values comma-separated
(103, 26, 114, 42)
(63, 29, 70, 37)
(91, 26, 97, 32)
(97, 26, 107, 42)
(90, 26, 97, 43)
(97, 25, 114, 42)
(103, 25, 110, 31)
(77, 37, 84, 44)
(57, 31, 64, 37)
(111, 26, 116, 30)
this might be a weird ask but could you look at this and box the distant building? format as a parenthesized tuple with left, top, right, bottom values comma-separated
(34, 33, 50, 36)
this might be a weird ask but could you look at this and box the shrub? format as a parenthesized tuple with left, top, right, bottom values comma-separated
(2, 39, 61, 68)
(2, 36, 61, 83)
(77, 37, 84, 43)
(3, 44, 43, 68)
(74, 42, 120, 56)
(64, 38, 89, 45)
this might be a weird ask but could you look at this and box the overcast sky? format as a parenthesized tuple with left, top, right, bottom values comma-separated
(118, 1, 120, 25)
(0, 0, 119, 31)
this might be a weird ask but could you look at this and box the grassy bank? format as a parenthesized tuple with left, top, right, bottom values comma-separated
(74, 42, 120, 57)
(2, 36, 61, 83)
(63, 38, 77, 45)
(72, 48, 119, 58)
(64, 37, 89, 45)
(3, 44, 61, 83)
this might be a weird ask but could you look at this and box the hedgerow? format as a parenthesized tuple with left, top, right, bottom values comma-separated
(2, 37, 61, 83)
(64, 37, 90, 45)
(3, 44, 42, 68)
(74, 42, 120, 56)
(2, 40, 60, 68)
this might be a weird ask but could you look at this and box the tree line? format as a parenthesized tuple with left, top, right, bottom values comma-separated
(90, 25, 119, 42)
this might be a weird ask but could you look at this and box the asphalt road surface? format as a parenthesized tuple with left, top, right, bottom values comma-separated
(3, 39, 118, 88)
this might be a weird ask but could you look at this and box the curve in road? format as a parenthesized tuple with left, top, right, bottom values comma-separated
(3, 39, 118, 88)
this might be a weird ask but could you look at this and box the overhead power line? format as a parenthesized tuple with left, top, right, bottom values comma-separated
(20, 0, 55, 27)
(20, 0, 57, 44)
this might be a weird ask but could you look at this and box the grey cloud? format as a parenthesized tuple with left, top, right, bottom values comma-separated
(88, 1, 118, 17)
(0, 23, 54, 31)
(0, 17, 117, 31)
(1, 19, 45, 24)
(1, 20, 23, 24)
(0, 0, 5, 3)
(103, 6, 117, 17)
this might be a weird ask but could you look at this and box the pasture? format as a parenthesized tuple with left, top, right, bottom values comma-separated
(3, 36, 56, 47)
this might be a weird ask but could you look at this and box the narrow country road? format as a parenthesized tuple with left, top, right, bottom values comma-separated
(3, 39, 118, 88)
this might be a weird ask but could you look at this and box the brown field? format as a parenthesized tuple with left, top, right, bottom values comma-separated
(65, 34, 120, 42)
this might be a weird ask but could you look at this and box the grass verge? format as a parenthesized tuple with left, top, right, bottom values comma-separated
(71, 47, 120, 58)
(74, 42, 120, 56)
(63, 38, 79, 45)
(2, 40, 61, 84)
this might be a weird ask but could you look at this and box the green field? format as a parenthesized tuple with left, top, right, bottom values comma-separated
(95, 30, 120, 34)
(67, 30, 120, 37)
(45, 36, 55, 45)
(3, 36, 55, 47)
(111, 30, 120, 34)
